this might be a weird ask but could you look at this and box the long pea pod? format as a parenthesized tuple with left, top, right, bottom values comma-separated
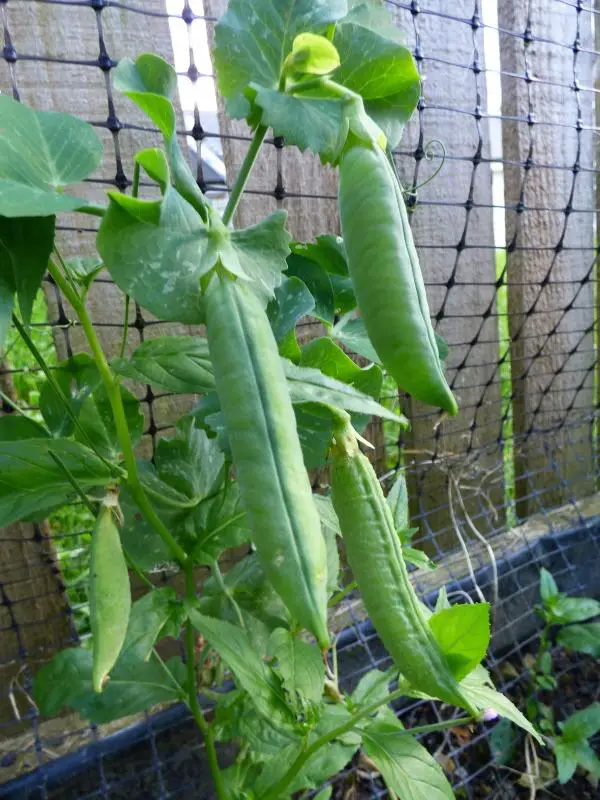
(330, 421, 477, 714)
(338, 142, 458, 415)
(205, 273, 329, 648)
(90, 499, 131, 693)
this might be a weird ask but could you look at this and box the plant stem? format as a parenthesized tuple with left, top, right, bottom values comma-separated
(47, 259, 188, 566)
(184, 566, 226, 800)
(118, 161, 139, 359)
(222, 124, 267, 226)
(211, 559, 246, 630)
(261, 688, 474, 800)
(74, 203, 107, 218)
(328, 580, 357, 608)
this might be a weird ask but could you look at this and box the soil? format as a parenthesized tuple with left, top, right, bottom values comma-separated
(325, 648, 600, 800)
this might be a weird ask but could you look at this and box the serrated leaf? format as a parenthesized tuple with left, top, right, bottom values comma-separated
(429, 603, 490, 681)
(362, 719, 454, 800)
(186, 606, 293, 727)
(554, 737, 583, 784)
(557, 623, 600, 658)
(0, 96, 103, 217)
(460, 666, 542, 743)
(0, 215, 55, 326)
(286, 253, 335, 325)
(0, 439, 114, 527)
(75, 383, 143, 459)
(213, 0, 347, 118)
(267, 275, 315, 342)
(269, 627, 325, 706)
(112, 336, 215, 394)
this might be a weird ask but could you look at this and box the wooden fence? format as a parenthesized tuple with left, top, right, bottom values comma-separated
(0, 0, 598, 753)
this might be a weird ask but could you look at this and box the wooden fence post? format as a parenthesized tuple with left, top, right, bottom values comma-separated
(498, 0, 596, 519)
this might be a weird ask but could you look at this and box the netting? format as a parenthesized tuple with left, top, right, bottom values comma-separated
(1, 0, 599, 797)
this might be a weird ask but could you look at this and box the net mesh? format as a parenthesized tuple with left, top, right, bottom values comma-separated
(1, 0, 599, 797)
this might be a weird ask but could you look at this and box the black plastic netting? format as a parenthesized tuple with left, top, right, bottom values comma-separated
(1, 0, 600, 798)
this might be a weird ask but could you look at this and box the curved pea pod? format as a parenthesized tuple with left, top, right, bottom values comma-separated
(338, 143, 458, 415)
(90, 501, 131, 693)
(330, 424, 477, 714)
(205, 273, 329, 648)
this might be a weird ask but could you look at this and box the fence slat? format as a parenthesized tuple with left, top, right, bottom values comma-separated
(498, 0, 596, 519)
(387, 2, 504, 553)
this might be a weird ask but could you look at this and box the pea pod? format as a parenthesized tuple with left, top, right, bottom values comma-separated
(330, 422, 477, 714)
(90, 500, 131, 693)
(205, 273, 329, 648)
(338, 143, 458, 415)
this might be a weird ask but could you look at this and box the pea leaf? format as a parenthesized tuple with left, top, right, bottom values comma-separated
(429, 603, 490, 681)
(403, 546, 436, 572)
(0, 415, 49, 441)
(39, 353, 100, 437)
(362, 719, 454, 800)
(0, 96, 103, 217)
(287, 33, 341, 76)
(191, 480, 252, 565)
(285, 253, 335, 325)
(64, 256, 104, 292)
(269, 627, 325, 707)
(332, 315, 380, 364)
(387, 470, 409, 533)
(0, 215, 55, 327)
(118, 587, 180, 662)
(294, 403, 336, 469)
(267, 275, 315, 342)
(98, 190, 290, 321)
(292, 235, 348, 276)
(112, 336, 215, 395)
(186, 605, 294, 728)
(314, 495, 341, 593)
(213, 0, 347, 118)
(557, 623, 600, 658)
(0, 438, 114, 527)
(352, 668, 393, 708)
(284, 360, 406, 425)
(75, 383, 144, 459)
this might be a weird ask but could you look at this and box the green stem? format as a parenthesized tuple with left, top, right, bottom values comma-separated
(184, 566, 226, 800)
(328, 580, 357, 608)
(211, 559, 246, 630)
(118, 162, 139, 359)
(222, 124, 268, 226)
(261, 688, 473, 800)
(48, 452, 97, 515)
(47, 259, 188, 566)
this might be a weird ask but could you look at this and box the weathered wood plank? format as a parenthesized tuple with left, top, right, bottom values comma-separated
(498, 0, 596, 518)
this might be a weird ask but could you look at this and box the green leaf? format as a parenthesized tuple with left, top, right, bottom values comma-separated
(362, 719, 454, 800)
(267, 275, 315, 342)
(314, 787, 332, 800)
(314, 495, 341, 593)
(0, 215, 55, 325)
(294, 403, 336, 469)
(0, 415, 49, 441)
(352, 669, 393, 708)
(113, 54, 177, 138)
(560, 703, 600, 742)
(540, 568, 559, 603)
(75, 383, 143, 459)
(387, 470, 409, 533)
(0, 96, 103, 217)
(269, 627, 325, 706)
(460, 666, 542, 743)
(191, 480, 252, 565)
(403, 546, 436, 572)
(554, 737, 579, 784)
(435, 332, 450, 364)
(213, 0, 347, 118)
(64, 256, 104, 292)
(135, 147, 170, 192)
(313, 494, 341, 537)
(547, 595, 600, 625)
(39, 353, 100, 437)
(429, 603, 490, 681)
(557, 623, 600, 658)
(118, 587, 180, 662)
(186, 606, 293, 727)
(112, 336, 215, 395)
(34, 648, 93, 718)
(435, 586, 451, 612)
(332, 315, 380, 363)
(0, 274, 13, 354)
(490, 718, 517, 766)
(286, 253, 335, 325)
(292, 235, 348, 276)
(287, 33, 341, 76)
(0, 439, 114, 526)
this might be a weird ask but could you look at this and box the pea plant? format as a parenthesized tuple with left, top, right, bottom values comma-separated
(0, 1, 539, 797)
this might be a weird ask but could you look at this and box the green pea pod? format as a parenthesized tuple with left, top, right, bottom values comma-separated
(338, 143, 458, 415)
(90, 501, 131, 693)
(205, 273, 329, 648)
(330, 422, 477, 714)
